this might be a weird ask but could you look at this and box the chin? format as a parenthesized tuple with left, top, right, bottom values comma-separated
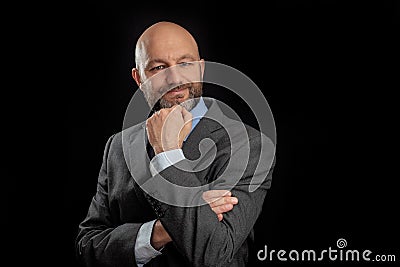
(163, 89, 190, 104)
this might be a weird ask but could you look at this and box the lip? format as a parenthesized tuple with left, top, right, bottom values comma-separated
(165, 87, 188, 96)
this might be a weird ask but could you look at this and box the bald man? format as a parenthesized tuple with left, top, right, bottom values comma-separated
(76, 22, 274, 267)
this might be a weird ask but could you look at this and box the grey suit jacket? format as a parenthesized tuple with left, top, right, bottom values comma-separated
(76, 99, 275, 267)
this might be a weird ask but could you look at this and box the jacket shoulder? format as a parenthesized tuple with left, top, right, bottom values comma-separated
(106, 122, 145, 158)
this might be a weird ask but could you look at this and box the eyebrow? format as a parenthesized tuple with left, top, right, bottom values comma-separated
(176, 54, 198, 62)
(146, 54, 198, 68)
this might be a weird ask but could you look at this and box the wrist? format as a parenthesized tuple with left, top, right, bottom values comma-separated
(150, 220, 172, 250)
(153, 145, 181, 155)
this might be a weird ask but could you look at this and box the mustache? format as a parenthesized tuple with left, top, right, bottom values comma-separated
(146, 81, 203, 113)
(159, 83, 192, 95)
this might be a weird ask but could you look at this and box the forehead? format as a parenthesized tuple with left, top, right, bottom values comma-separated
(139, 33, 199, 64)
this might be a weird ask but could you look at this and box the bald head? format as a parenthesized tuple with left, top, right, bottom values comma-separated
(135, 21, 200, 72)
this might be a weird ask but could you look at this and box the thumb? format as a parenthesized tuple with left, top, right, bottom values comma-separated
(181, 107, 193, 123)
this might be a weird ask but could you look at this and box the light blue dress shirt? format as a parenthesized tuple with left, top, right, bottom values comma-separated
(135, 97, 208, 266)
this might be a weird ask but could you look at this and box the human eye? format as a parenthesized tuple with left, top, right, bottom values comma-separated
(149, 65, 166, 72)
(178, 61, 193, 67)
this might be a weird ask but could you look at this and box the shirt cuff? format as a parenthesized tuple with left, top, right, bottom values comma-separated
(134, 220, 162, 266)
(149, 149, 185, 176)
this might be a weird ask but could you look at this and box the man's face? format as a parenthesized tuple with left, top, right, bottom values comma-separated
(135, 31, 204, 111)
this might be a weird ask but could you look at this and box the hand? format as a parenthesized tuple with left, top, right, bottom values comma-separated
(202, 190, 238, 221)
(146, 105, 192, 154)
(151, 220, 172, 250)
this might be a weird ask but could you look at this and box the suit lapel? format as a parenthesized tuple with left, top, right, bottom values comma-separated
(122, 124, 159, 217)
(182, 99, 228, 170)
(123, 123, 152, 186)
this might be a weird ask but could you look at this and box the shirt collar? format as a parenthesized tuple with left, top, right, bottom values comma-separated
(190, 97, 207, 122)
(185, 97, 208, 140)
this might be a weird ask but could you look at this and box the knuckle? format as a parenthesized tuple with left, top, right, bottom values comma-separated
(213, 206, 221, 212)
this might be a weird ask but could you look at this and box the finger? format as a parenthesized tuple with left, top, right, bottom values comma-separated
(145, 118, 153, 132)
(208, 197, 238, 207)
(207, 196, 238, 206)
(169, 104, 181, 112)
(217, 214, 223, 221)
(211, 203, 233, 214)
(203, 190, 231, 200)
(158, 108, 169, 117)
(164, 105, 182, 119)
(203, 195, 233, 204)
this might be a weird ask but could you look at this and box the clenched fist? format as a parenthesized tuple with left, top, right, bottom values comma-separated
(146, 105, 193, 155)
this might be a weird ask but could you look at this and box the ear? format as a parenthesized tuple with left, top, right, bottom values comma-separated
(132, 68, 142, 89)
(199, 59, 205, 79)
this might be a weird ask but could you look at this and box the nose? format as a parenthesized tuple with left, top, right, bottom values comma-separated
(165, 66, 184, 87)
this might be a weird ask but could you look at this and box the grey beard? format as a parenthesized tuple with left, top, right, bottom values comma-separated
(150, 85, 203, 112)
(159, 93, 198, 111)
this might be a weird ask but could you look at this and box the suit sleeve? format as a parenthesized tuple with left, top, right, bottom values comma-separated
(75, 135, 143, 267)
(150, 133, 275, 267)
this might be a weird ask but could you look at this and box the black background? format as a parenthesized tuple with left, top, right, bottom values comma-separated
(61, 1, 399, 266)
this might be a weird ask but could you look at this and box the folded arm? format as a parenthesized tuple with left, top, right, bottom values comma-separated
(147, 134, 275, 266)
(144, 106, 275, 266)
